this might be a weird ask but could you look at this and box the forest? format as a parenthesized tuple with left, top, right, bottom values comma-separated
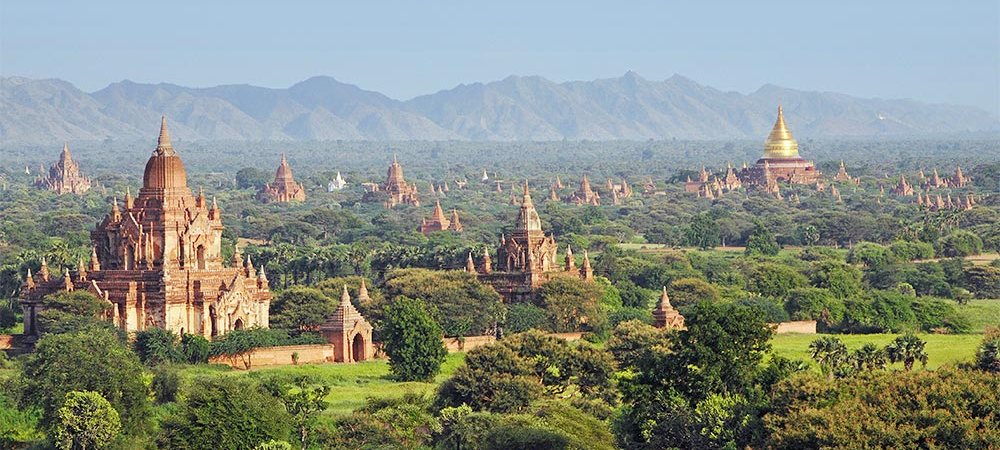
(1, 137, 999, 449)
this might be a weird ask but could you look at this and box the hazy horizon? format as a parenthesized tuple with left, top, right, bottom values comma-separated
(1, 1, 997, 115)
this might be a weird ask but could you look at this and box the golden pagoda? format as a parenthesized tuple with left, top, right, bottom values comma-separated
(740, 105, 819, 187)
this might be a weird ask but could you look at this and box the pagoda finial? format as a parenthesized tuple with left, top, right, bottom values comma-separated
(341, 284, 351, 305)
(25, 268, 35, 289)
(90, 246, 101, 271)
(232, 243, 242, 267)
(466, 252, 476, 273)
(658, 286, 672, 310)
(40, 257, 50, 281)
(358, 278, 370, 300)
(156, 116, 175, 155)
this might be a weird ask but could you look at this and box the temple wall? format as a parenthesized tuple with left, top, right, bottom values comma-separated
(770, 320, 817, 334)
(208, 344, 334, 369)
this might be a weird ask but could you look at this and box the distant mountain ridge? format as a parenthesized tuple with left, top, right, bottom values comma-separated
(1, 73, 997, 143)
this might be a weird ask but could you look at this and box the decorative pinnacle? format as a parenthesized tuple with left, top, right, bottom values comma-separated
(156, 116, 175, 155)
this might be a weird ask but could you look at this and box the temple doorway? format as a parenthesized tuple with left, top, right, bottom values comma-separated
(196, 245, 206, 269)
(234, 318, 245, 330)
(352, 334, 366, 362)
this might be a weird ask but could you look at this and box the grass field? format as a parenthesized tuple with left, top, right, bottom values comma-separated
(172, 353, 467, 417)
(770, 332, 983, 370)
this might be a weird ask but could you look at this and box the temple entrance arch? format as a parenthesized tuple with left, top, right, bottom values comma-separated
(233, 318, 245, 330)
(352, 334, 366, 362)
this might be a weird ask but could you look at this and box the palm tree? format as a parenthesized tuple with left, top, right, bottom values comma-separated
(809, 336, 848, 379)
(851, 343, 887, 372)
(885, 334, 928, 371)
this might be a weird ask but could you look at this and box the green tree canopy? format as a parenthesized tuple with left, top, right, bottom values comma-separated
(53, 391, 122, 450)
(382, 296, 447, 381)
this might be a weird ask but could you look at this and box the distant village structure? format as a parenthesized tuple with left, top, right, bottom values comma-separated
(258, 154, 306, 203)
(363, 156, 420, 208)
(476, 182, 594, 303)
(418, 201, 463, 234)
(35, 144, 92, 195)
(21, 118, 272, 338)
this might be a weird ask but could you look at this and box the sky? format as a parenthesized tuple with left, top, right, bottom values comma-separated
(2, 1, 998, 115)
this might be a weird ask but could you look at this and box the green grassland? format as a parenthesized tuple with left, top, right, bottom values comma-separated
(770, 333, 983, 369)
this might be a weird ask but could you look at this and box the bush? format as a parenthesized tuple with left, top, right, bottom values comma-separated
(382, 297, 447, 382)
(0, 303, 17, 331)
(159, 377, 292, 449)
(964, 266, 1000, 298)
(938, 230, 983, 257)
(745, 263, 808, 298)
(180, 333, 210, 364)
(269, 286, 334, 330)
(483, 424, 569, 450)
(151, 365, 181, 404)
(847, 242, 892, 267)
(737, 298, 789, 323)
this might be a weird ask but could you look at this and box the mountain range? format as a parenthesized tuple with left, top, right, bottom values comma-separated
(2, 72, 997, 143)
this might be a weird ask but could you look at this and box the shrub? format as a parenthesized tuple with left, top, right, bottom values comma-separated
(910, 297, 971, 333)
(482, 424, 569, 450)
(737, 298, 789, 323)
(159, 377, 292, 449)
(151, 365, 181, 404)
(847, 242, 891, 267)
(180, 333, 210, 364)
(608, 307, 653, 328)
(745, 263, 808, 298)
(0, 303, 17, 331)
(52, 391, 122, 450)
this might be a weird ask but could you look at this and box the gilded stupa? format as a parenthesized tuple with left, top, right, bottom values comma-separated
(741, 106, 819, 186)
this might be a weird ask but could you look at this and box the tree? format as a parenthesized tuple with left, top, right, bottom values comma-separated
(436, 344, 542, 413)
(209, 328, 282, 369)
(52, 391, 122, 450)
(667, 277, 720, 307)
(885, 333, 928, 371)
(37, 290, 111, 335)
(537, 277, 606, 332)
(745, 263, 808, 298)
(745, 221, 779, 256)
(270, 286, 334, 330)
(938, 230, 983, 257)
(133, 328, 181, 366)
(808, 336, 848, 379)
(159, 377, 291, 450)
(686, 213, 721, 250)
(262, 377, 330, 450)
(380, 269, 504, 337)
(21, 328, 148, 433)
(235, 167, 271, 189)
(851, 343, 887, 372)
(505, 303, 548, 333)
(785, 288, 844, 329)
(765, 369, 1000, 449)
(382, 296, 447, 381)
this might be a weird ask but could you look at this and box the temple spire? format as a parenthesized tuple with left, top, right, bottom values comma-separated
(358, 278, 370, 301)
(341, 284, 352, 306)
(156, 116, 176, 156)
(763, 105, 799, 158)
(466, 252, 476, 273)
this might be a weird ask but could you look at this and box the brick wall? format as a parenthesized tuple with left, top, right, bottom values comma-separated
(444, 332, 584, 353)
(209, 344, 333, 369)
(770, 320, 817, 334)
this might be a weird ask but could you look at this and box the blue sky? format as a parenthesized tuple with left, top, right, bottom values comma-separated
(2, 1, 998, 115)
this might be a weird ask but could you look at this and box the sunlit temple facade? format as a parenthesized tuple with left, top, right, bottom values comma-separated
(35, 143, 92, 195)
(741, 106, 820, 187)
(21, 118, 272, 338)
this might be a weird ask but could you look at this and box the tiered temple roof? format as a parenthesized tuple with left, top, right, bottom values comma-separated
(258, 153, 306, 202)
(418, 201, 463, 234)
(35, 143, 92, 195)
(21, 117, 271, 338)
(565, 174, 601, 205)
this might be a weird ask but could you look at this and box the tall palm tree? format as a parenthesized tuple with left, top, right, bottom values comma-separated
(809, 336, 848, 379)
(885, 334, 928, 371)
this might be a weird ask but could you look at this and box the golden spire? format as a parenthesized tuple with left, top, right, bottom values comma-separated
(763, 105, 799, 159)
